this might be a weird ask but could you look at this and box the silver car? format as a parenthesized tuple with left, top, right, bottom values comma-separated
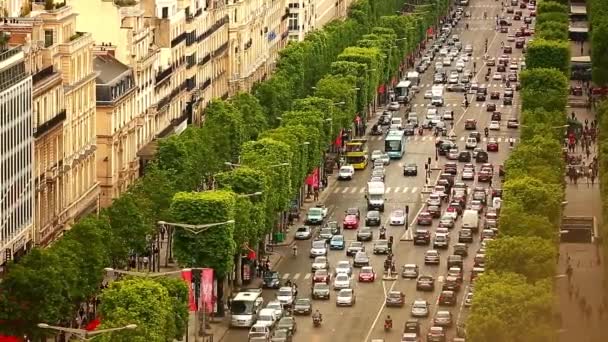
(335, 260, 353, 276)
(311, 256, 329, 271)
(434, 310, 453, 327)
(336, 289, 356, 306)
(333, 273, 351, 290)
(295, 226, 312, 240)
(411, 299, 430, 317)
(309, 240, 327, 257)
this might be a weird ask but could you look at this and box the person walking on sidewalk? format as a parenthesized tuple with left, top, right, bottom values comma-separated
(313, 188, 319, 201)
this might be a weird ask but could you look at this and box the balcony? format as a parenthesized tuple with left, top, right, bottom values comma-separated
(58, 32, 92, 55)
(212, 42, 229, 57)
(201, 78, 211, 91)
(0, 47, 21, 64)
(155, 66, 173, 85)
(171, 32, 187, 48)
(197, 15, 229, 43)
(198, 53, 211, 66)
(34, 109, 66, 138)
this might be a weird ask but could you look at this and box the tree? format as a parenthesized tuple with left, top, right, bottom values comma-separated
(253, 73, 294, 127)
(199, 99, 245, 165)
(170, 190, 236, 276)
(502, 176, 563, 225)
(498, 202, 557, 240)
(466, 272, 556, 342)
(536, 21, 569, 41)
(485, 237, 557, 282)
(536, 12, 569, 27)
(153, 277, 189, 340)
(97, 278, 177, 342)
(314, 74, 358, 130)
(525, 39, 570, 75)
(104, 193, 155, 267)
(537, 1, 568, 14)
(591, 19, 608, 86)
(520, 68, 569, 112)
(130, 163, 179, 221)
(229, 92, 268, 141)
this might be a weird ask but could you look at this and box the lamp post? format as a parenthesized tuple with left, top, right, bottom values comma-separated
(37, 323, 137, 341)
(224, 162, 290, 168)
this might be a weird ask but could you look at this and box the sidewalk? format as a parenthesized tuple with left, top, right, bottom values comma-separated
(557, 102, 607, 342)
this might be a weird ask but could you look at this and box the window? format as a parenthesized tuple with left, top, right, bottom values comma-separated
(44, 30, 54, 48)
(162, 7, 169, 18)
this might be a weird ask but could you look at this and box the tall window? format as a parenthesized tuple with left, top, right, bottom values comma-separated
(162, 7, 169, 18)
(288, 13, 298, 31)
(44, 30, 54, 48)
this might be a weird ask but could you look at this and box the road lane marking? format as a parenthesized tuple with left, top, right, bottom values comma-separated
(282, 273, 290, 279)
(363, 278, 399, 342)
(292, 273, 300, 280)
(402, 187, 409, 193)
(386, 187, 392, 194)
(394, 187, 401, 193)
(334, 187, 341, 194)
(411, 187, 418, 194)
(304, 273, 311, 279)
(342, 187, 349, 194)
(350, 187, 358, 194)
(359, 187, 366, 193)
(456, 284, 471, 327)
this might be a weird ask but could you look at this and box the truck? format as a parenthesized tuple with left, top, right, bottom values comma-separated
(366, 181, 385, 211)
(431, 85, 444, 106)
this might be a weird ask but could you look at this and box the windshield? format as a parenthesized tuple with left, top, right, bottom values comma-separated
(312, 241, 325, 248)
(231, 300, 255, 315)
(309, 208, 322, 216)
(278, 289, 292, 297)
(345, 144, 364, 153)
(385, 139, 402, 152)
(346, 155, 366, 164)
(314, 283, 329, 290)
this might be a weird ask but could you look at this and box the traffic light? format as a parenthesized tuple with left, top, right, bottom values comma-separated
(427, 157, 432, 165)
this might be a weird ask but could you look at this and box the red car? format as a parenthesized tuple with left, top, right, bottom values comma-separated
(486, 138, 499, 152)
(312, 269, 331, 284)
(417, 212, 433, 225)
(343, 214, 359, 229)
(358, 266, 376, 282)
(478, 168, 493, 182)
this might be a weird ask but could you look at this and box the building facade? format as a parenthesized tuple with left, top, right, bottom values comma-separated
(287, 0, 314, 41)
(93, 53, 138, 207)
(0, 47, 34, 265)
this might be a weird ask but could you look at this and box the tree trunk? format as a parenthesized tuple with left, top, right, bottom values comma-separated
(216, 277, 226, 317)
(235, 254, 242, 286)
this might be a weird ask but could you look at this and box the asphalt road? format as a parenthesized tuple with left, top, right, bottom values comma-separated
(223, 0, 531, 341)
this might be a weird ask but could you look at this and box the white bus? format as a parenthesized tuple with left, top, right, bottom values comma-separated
(230, 289, 264, 327)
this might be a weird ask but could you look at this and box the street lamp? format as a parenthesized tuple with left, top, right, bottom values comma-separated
(395, 37, 407, 41)
(237, 191, 263, 198)
(104, 268, 186, 278)
(37, 323, 137, 341)
(157, 220, 235, 235)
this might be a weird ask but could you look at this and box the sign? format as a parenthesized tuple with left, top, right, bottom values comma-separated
(243, 263, 251, 281)
(377, 84, 386, 94)
(200, 268, 214, 313)
(181, 269, 197, 312)
(305, 168, 319, 188)
(334, 129, 343, 147)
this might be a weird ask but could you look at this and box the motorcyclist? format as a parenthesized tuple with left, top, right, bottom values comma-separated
(385, 315, 393, 329)
(292, 244, 298, 256)
(465, 23, 469, 30)
(313, 310, 322, 322)
(285, 279, 292, 287)
(379, 226, 387, 239)
(484, 127, 489, 137)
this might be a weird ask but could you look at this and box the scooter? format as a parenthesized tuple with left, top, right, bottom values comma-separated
(313, 316, 322, 327)
(384, 319, 392, 331)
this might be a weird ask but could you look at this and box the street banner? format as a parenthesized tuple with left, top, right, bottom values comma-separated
(181, 269, 196, 312)
(200, 268, 214, 313)
(305, 168, 319, 188)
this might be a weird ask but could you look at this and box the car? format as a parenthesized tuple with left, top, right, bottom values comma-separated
(475, 150, 489, 163)
(442, 110, 454, 121)
(486, 57, 496, 66)
(335, 260, 353, 276)
(461, 167, 474, 181)
(306, 206, 327, 225)
(503, 46, 512, 53)
(390, 209, 406, 225)
(311, 283, 331, 300)
(486, 138, 499, 152)
(371, 168, 385, 182)
(292, 298, 312, 316)
(434, 311, 453, 327)
(333, 273, 351, 290)
(427, 326, 446, 342)
(330, 235, 345, 250)
(426, 194, 441, 207)
(433, 233, 450, 249)
(378, 153, 391, 165)
(424, 89, 433, 99)
(464, 291, 474, 307)
(358, 266, 376, 282)
(417, 212, 433, 225)
(465, 137, 477, 149)
(447, 148, 460, 160)
(507, 117, 519, 128)
(424, 250, 440, 265)
(492, 72, 503, 81)
(270, 329, 291, 342)
(346, 241, 364, 257)
(263, 271, 282, 289)
(458, 228, 473, 243)
(309, 240, 327, 257)
(438, 290, 456, 306)
(447, 83, 467, 92)
(489, 121, 500, 130)
(453, 243, 468, 257)
(416, 275, 435, 292)
(403, 163, 418, 176)
(311, 256, 329, 271)
(257, 308, 279, 328)
(353, 251, 370, 267)
(386, 290, 406, 307)
(458, 151, 471, 162)
(353, 228, 372, 243)
(370, 149, 384, 162)
(338, 165, 355, 180)
(403, 124, 416, 135)
(336, 288, 356, 306)
(414, 229, 431, 245)
(294, 226, 312, 240)
(402, 264, 419, 279)
(438, 215, 455, 229)
(312, 269, 331, 284)
(497, 64, 506, 72)
(464, 119, 477, 130)
(490, 91, 500, 100)
(342, 214, 359, 229)
(411, 300, 430, 317)
(486, 103, 497, 112)
(491, 111, 501, 121)
(478, 168, 493, 183)
(447, 267, 464, 282)
(475, 92, 486, 101)
(249, 324, 271, 341)
(277, 316, 297, 334)
(448, 75, 459, 84)
(388, 101, 400, 111)
(318, 227, 333, 241)
(442, 57, 451, 66)
(373, 240, 390, 254)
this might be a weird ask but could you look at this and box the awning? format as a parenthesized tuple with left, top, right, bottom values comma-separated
(570, 5, 587, 15)
(571, 56, 591, 63)
(569, 26, 588, 33)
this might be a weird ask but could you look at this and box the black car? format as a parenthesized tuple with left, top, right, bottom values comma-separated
(403, 124, 416, 136)
(416, 275, 435, 291)
(414, 229, 431, 245)
(439, 290, 457, 306)
(438, 141, 457, 155)
(404, 319, 421, 336)
(458, 151, 471, 162)
(453, 243, 469, 257)
(262, 271, 282, 289)
(475, 151, 489, 163)
(365, 211, 381, 226)
(403, 163, 418, 176)
(356, 227, 373, 242)
(475, 92, 486, 101)
(458, 229, 474, 243)
(503, 97, 513, 105)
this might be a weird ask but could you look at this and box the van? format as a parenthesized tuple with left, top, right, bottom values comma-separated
(391, 117, 403, 129)
(461, 209, 479, 232)
(256, 308, 278, 328)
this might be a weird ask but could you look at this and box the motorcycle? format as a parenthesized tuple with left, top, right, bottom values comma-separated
(371, 124, 383, 136)
(384, 319, 392, 331)
(484, 129, 489, 137)
(313, 316, 322, 327)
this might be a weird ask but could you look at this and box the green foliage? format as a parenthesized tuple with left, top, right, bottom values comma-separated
(170, 190, 237, 276)
(485, 237, 557, 282)
(97, 278, 178, 342)
(537, 1, 568, 15)
(253, 73, 294, 126)
(315, 74, 358, 129)
(525, 39, 570, 75)
(130, 163, 179, 221)
(466, 272, 556, 342)
(503, 176, 563, 226)
(535, 12, 568, 27)
(591, 19, 608, 86)
(595, 101, 608, 274)
(536, 21, 569, 41)
(229, 92, 268, 141)
(520, 68, 569, 112)
(153, 277, 190, 340)
(200, 99, 246, 164)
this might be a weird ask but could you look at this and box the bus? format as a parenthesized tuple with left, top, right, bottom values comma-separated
(385, 130, 406, 159)
(395, 80, 412, 103)
(345, 139, 368, 170)
(230, 288, 264, 327)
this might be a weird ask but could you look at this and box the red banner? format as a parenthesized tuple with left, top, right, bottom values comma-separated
(377, 84, 386, 94)
(305, 168, 319, 188)
(200, 268, 214, 313)
(181, 269, 196, 312)
(85, 318, 101, 331)
(334, 129, 343, 147)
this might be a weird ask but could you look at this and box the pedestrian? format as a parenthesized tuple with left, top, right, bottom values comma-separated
(313, 188, 319, 201)
(142, 256, 149, 270)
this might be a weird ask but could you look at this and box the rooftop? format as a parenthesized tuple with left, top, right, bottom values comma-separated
(94, 54, 130, 84)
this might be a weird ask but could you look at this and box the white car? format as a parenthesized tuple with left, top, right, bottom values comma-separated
(448, 75, 459, 84)
(462, 167, 475, 180)
(378, 153, 391, 165)
(442, 110, 454, 120)
(424, 90, 433, 99)
(335, 260, 353, 276)
(435, 61, 444, 70)
(456, 61, 465, 72)
(388, 102, 401, 111)
(489, 121, 500, 130)
(411, 300, 430, 317)
(265, 300, 285, 319)
(427, 194, 442, 206)
(309, 240, 327, 257)
(295, 226, 312, 240)
(509, 63, 519, 70)
(256, 308, 279, 328)
(333, 273, 351, 290)
(492, 73, 503, 81)
(338, 165, 355, 180)
(507, 34, 516, 42)
(311, 256, 329, 271)
(336, 289, 356, 306)
(465, 137, 477, 149)
(442, 57, 452, 66)
(276, 287, 295, 306)
(371, 150, 383, 162)
(390, 209, 406, 225)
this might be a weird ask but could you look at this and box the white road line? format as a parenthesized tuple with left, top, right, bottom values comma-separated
(304, 273, 311, 280)
(350, 187, 358, 194)
(292, 273, 301, 280)
(411, 187, 418, 194)
(334, 187, 341, 194)
(342, 187, 349, 194)
(394, 187, 401, 193)
(402, 187, 409, 193)
(359, 188, 366, 194)
(456, 284, 471, 326)
(385, 187, 392, 194)
(282, 273, 290, 280)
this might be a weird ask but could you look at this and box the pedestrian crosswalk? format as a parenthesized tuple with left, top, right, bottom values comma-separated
(409, 101, 512, 108)
(417, 82, 516, 89)
(333, 186, 420, 195)
(367, 135, 519, 143)
(282, 272, 312, 280)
